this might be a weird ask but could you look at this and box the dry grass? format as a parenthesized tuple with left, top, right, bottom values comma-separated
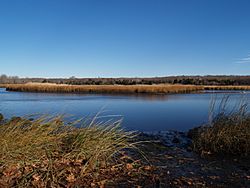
(204, 85, 250, 90)
(0, 115, 138, 187)
(191, 96, 250, 156)
(3, 83, 250, 95)
(4, 83, 203, 94)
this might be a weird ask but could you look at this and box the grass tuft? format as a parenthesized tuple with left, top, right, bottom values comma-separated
(0, 116, 137, 187)
(191, 96, 250, 156)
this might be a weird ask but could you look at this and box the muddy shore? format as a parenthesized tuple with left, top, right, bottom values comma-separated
(124, 131, 250, 187)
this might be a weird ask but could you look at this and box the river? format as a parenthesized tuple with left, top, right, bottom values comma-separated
(0, 88, 249, 131)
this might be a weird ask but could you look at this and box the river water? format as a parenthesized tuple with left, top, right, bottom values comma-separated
(0, 88, 249, 131)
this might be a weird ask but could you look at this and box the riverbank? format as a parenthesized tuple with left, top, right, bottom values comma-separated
(137, 131, 250, 187)
(0, 114, 249, 187)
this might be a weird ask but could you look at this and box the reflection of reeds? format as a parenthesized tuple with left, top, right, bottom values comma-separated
(4, 83, 203, 94)
(192, 95, 250, 156)
(0, 115, 137, 187)
(204, 85, 250, 90)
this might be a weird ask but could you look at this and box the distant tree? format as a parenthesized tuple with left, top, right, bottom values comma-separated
(0, 74, 8, 84)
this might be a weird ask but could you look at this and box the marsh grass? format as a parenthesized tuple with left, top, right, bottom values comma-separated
(192, 95, 250, 156)
(204, 85, 250, 90)
(0, 115, 138, 187)
(4, 83, 203, 94)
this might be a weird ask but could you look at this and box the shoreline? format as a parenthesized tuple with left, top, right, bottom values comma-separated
(1, 116, 249, 187)
(0, 114, 249, 187)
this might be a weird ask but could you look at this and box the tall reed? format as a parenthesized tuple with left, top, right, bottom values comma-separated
(192, 95, 250, 156)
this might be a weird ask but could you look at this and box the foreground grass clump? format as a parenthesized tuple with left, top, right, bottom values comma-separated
(4, 83, 203, 94)
(0, 115, 137, 187)
(191, 97, 250, 156)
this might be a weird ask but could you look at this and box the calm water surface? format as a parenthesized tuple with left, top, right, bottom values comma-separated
(0, 88, 249, 131)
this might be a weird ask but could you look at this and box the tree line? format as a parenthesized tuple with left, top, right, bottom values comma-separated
(1, 74, 250, 85)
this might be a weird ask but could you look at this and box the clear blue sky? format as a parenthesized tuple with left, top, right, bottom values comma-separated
(0, 0, 250, 78)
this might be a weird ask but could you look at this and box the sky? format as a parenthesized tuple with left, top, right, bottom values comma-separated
(0, 0, 250, 78)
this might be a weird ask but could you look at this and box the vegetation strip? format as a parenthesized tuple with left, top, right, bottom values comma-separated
(1, 74, 250, 86)
(204, 85, 250, 90)
(2, 83, 250, 96)
(3, 83, 204, 94)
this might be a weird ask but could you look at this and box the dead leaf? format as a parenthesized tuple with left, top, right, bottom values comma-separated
(98, 180, 107, 188)
(32, 174, 41, 181)
(126, 163, 133, 170)
(144, 166, 152, 171)
(66, 174, 76, 183)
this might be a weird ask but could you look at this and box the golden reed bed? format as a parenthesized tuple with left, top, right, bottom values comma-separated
(2, 83, 250, 94)
(204, 85, 250, 90)
(3, 83, 203, 94)
(0, 84, 7, 88)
